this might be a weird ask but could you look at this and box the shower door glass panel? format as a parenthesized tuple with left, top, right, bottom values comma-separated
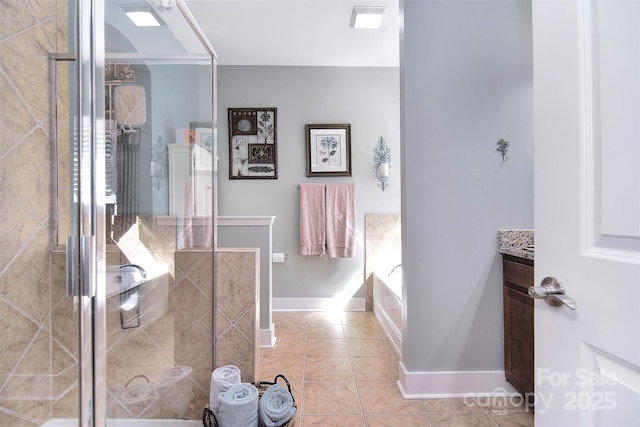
(102, 58, 214, 422)
(103, 0, 217, 421)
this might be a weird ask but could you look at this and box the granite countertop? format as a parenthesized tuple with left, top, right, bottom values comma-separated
(497, 230, 534, 261)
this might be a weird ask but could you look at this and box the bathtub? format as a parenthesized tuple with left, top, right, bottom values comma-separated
(42, 420, 201, 426)
(373, 268, 402, 358)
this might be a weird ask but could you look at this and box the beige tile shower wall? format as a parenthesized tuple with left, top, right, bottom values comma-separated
(49, 248, 214, 421)
(0, 0, 69, 424)
(364, 214, 402, 310)
(215, 248, 260, 384)
(171, 249, 213, 418)
(105, 248, 213, 421)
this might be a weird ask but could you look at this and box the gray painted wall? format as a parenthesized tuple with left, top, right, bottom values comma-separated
(400, 0, 534, 372)
(217, 66, 401, 300)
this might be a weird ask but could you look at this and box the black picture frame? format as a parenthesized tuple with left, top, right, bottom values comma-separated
(305, 123, 352, 177)
(228, 108, 278, 179)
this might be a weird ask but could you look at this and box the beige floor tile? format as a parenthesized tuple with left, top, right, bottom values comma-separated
(288, 381, 303, 411)
(262, 337, 306, 358)
(347, 338, 393, 358)
(306, 338, 349, 358)
(365, 413, 430, 427)
(302, 415, 366, 426)
(422, 397, 483, 412)
(288, 414, 302, 426)
(357, 381, 423, 414)
(341, 311, 375, 325)
(305, 357, 353, 382)
(473, 395, 530, 411)
(488, 409, 534, 427)
(265, 312, 527, 426)
(307, 323, 345, 339)
(258, 357, 305, 383)
(276, 321, 308, 339)
(343, 322, 385, 339)
(274, 311, 308, 324)
(351, 357, 398, 381)
(308, 311, 343, 324)
(427, 412, 498, 427)
(303, 381, 361, 415)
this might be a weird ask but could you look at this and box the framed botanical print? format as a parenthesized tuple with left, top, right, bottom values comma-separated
(305, 124, 352, 177)
(228, 108, 277, 179)
(195, 127, 213, 152)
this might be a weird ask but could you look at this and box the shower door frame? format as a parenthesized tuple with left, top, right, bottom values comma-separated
(72, 0, 107, 426)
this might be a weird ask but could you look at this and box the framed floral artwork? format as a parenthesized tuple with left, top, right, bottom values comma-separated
(305, 124, 352, 177)
(228, 108, 277, 179)
(195, 127, 213, 152)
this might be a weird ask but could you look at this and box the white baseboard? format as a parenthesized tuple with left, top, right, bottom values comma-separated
(260, 324, 277, 348)
(272, 297, 366, 312)
(397, 361, 520, 398)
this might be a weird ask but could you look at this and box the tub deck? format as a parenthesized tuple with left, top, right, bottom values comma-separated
(373, 271, 402, 358)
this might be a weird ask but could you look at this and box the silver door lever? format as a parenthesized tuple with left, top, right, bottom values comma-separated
(528, 277, 577, 310)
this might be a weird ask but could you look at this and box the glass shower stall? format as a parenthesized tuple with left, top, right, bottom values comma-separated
(30, 0, 216, 425)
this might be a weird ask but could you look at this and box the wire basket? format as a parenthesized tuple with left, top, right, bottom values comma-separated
(255, 374, 297, 427)
(202, 374, 296, 427)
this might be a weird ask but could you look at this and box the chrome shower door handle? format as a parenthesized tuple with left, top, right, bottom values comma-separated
(528, 276, 577, 310)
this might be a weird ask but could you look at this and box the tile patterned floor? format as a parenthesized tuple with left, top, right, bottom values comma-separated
(258, 311, 534, 427)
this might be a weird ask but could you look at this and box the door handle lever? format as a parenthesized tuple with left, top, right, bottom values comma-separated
(528, 277, 577, 310)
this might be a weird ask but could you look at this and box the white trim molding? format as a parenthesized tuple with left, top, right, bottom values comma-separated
(397, 362, 519, 398)
(260, 323, 277, 348)
(272, 298, 366, 312)
(218, 216, 276, 226)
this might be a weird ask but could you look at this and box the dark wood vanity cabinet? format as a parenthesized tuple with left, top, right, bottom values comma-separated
(503, 255, 534, 397)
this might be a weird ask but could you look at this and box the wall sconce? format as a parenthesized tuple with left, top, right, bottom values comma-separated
(374, 137, 391, 191)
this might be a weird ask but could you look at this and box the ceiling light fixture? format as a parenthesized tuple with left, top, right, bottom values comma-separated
(350, 6, 386, 29)
(121, 4, 165, 27)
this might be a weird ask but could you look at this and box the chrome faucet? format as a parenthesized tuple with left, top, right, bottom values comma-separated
(118, 264, 147, 291)
(389, 264, 402, 277)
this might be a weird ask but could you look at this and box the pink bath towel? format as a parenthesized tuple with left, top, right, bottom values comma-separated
(325, 183, 356, 258)
(299, 184, 326, 256)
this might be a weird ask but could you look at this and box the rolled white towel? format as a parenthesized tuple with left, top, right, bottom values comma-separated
(116, 383, 159, 418)
(258, 384, 296, 427)
(217, 383, 259, 427)
(210, 365, 241, 413)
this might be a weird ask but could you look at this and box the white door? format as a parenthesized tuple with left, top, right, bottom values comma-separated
(532, 0, 640, 425)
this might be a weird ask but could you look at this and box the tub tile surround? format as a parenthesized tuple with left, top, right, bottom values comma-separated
(497, 230, 534, 261)
(364, 214, 401, 310)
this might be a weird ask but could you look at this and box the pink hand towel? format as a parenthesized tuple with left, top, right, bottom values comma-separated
(325, 183, 356, 258)
(299, 184, 326, 256)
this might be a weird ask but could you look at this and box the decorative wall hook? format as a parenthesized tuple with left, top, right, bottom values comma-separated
(497, 139, 509, 162)
(374, 137, 391, 191)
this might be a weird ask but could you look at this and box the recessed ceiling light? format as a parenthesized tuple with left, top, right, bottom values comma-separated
(350, 6, 386, 29)
(121, 4, 165, 27)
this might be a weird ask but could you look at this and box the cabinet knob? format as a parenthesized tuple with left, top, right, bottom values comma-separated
(528, 277, 577, 310)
